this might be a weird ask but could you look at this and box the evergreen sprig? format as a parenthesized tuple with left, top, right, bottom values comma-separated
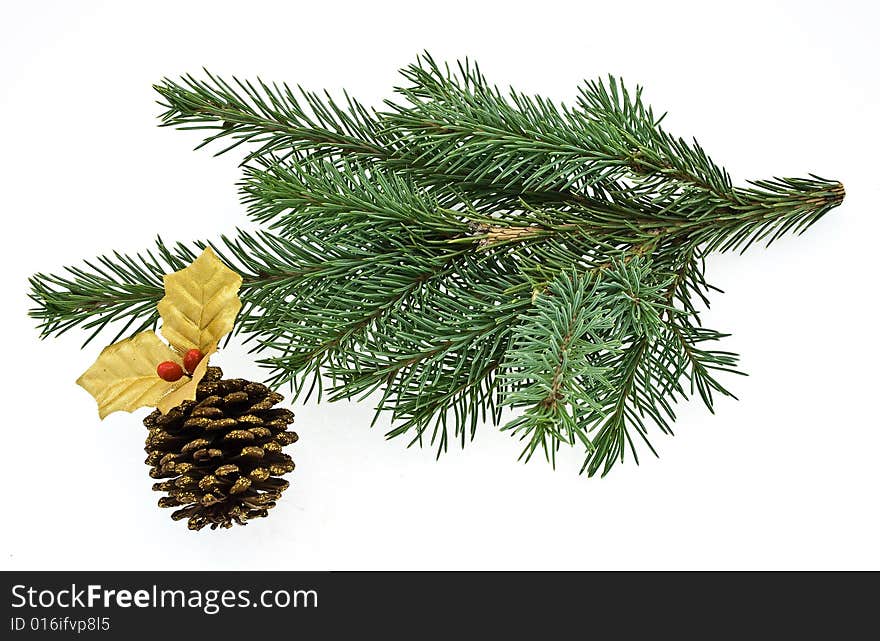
(28, 54, 844, 475)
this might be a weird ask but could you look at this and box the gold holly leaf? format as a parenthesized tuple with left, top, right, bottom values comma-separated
(157, 247, 242, 354)
(77, 331, 189, 419)
(77, 248, 243, 419)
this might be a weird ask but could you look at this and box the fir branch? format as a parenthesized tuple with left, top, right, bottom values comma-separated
(154, 65, 622, 211)
(154, 70, 388, 161)
(385, 53, 738, 206)
(664, 316, 743, 411)
(29, 54, 846, 476)
(157, 59, 843, 261)
(238, 153, 469, 241)
(325, 254, 531, 451)
(501, 270, 618, 465)
(581, 337, 656, 477)
(28, 242, 188, 345)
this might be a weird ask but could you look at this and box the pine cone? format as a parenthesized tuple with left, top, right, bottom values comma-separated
(143, 366, 297, 531)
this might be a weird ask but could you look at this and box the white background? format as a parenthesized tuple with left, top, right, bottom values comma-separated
(1, 0, 878, 570)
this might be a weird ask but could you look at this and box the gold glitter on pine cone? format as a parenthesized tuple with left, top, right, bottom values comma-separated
(143, 366, 297, 531)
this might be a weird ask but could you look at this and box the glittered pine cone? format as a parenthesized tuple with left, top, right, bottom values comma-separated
(143, 366, 297, 531)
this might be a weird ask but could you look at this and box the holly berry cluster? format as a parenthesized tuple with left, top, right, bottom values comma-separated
(156, 349, 204, 382)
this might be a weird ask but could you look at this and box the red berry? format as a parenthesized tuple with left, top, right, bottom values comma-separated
(183, 348, 204, 374)
(157, 361, 184, 382)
